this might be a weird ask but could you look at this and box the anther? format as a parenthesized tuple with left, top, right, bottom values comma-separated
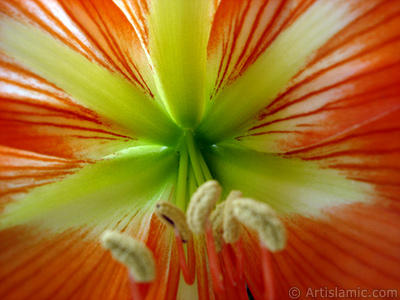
(223, 190, 242, 244)
(186, 180, 221, 234)
(232, 198, 286, 252)
(154, 201, 192, 243)
(101, 230, 156, 282)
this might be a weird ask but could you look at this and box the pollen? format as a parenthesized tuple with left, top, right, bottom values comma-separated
(154, 201, 192, 243)
(209, 202, 226, 252)
(186, 180, 221, 234)
(101, 230, 156, 282)
(232, 198, 286, 252)
(223, 190, 242, 244)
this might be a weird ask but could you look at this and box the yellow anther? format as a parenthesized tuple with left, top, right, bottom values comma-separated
(101, 230, 156, 282)
(232, 199, 286, 252)
(154, 201, 192, 243)
(223, 190, 242, 244)
(186, 180, 221, 234)
(209, 202, 226, 252)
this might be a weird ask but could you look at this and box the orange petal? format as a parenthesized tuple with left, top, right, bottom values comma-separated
(1, 1, 180, 146)
(0, 145, 88, 209)
(201, 0, 379, 144)
(207, 0, 316, 98)
(143, 215, 180, 300)
(240, 201, 400, 300)
(278, 203, 400, 299)
(0, 210, 183, 300)
(284, 106, 400, 203)
(0, 225, 133, 300)
(56, 0, 159, 100)
(236, 0, 400, 153)
(0, 52, 138, 160)
(0, 0, 157, 98)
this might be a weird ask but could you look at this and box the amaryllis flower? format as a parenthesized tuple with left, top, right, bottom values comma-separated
(1, 0, 400, 299)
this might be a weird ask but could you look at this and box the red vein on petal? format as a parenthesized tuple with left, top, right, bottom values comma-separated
(2, 0, 101, 66)
(35, 212, 139, 300)
(292, 1, 399, 83)
(89, 2, 153, 96)
(231, 0, 281, 77)
(66, 212, 137, 300)
(241, 0, 316, 77)
(262, 36, 400, 118)
(287, 220, 399, 289)
(0, 117, 134, 139)
(0, 228, 89, 295)
(0, 78, 100, 122)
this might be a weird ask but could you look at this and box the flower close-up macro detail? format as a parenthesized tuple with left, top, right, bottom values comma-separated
(1, 0, 400, 299)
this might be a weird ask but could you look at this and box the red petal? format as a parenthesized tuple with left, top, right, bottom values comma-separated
(238, 0, 400, 153)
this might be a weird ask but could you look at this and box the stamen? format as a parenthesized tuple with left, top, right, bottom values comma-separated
(175, 234, 195, 285)
(186, 180, 221, 234)
(232, 198, 286, 300)
(128, 273, 149, 300)
(154, 201, 192, 243)
(221, 244, 237, 286)
(101, 230, 156, 282)
(205, 222, 225, 294)
(232, 198, 286, 252)
(223, 190, 242, 244)
(154, 202, 194, 285)
(261, 245, 276, 300)
(187, 237, 196, 284)
(209, 202, 226, 252)
(210, 201, 240, 287)
(187, 181, 225, 292)
(234, 238, 245, 281)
